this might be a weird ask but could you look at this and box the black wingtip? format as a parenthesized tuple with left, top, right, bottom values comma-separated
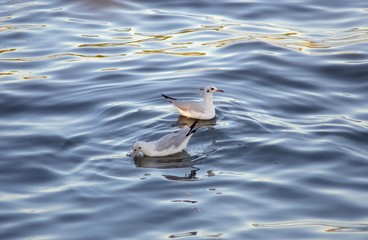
(161, 93, 177, 101)
(186, 120, 199, 136)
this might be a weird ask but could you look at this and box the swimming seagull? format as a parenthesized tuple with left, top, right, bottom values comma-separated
(128, 120, 199, 157)
(161, 85, 224, 120)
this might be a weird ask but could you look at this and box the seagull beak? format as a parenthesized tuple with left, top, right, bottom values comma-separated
(127, 150, 143, 158)
(216, 89, 224, 92)
(127, 151, 134, 157)
(127, 150, 138, 157)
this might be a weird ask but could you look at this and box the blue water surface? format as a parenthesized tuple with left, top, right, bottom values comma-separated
(1, 0, 368, 239)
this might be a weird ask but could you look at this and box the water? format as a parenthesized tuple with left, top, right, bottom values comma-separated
(1, 0, 368, 239)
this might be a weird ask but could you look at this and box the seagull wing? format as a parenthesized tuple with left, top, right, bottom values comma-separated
(172, 100, 205, 113)
(161, 94, 205, 113)
(154, 127, 189, 152)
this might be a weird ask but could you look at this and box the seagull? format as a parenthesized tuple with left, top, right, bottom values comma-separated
(161, 85, 224, 120)
(128, 120, 199, 157)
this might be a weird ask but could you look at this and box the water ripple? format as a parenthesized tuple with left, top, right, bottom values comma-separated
(1, 0, 368, 239)
(253, 221, 368, 233)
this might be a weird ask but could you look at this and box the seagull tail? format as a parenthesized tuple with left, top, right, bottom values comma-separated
(161, 93, 177, 102)
(186, 119, 199, 136)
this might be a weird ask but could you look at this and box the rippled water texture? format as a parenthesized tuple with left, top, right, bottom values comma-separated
(1, 0, 368, 239)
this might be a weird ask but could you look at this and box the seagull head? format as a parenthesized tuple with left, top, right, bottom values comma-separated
(128, 141, 145, 157)
(204, 85, 224, 94)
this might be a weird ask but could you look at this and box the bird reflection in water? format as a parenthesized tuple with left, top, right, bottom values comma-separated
(174, 115, 217, 129)
(132, 151, 201, 181)
(132, 150, 194, 169)
(163, 168, 199, 181)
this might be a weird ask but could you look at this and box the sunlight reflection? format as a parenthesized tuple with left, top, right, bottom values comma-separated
(23, 207, 58, 213)
(0, 24, 47, 32)
(0, 194, 32, 201)
(23, 76, 47, 80)
(173, 67, 220, 73)
(137, 50, 205, 56)
(1, 11, 366, 63)
(0, 48, 17, 54)
(0, 53, 127, 62)
(253, 220, 368, 233)
(0, 6, 366, 73)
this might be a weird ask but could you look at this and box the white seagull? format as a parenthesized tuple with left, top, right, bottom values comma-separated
(128, 120, 198, 157)
(161, 85, 223, 120)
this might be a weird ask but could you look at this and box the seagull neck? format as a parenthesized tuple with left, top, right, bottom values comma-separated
(141, 141, 153, 155)
(203, 93, 213, 105)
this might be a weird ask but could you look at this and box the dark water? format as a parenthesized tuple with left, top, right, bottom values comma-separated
(1, 0, 368, 239)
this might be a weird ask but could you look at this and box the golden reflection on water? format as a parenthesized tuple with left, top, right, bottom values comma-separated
(0, 52, 127, 62)
(23, 76, 47, 80)
(136, 48, 206, 56)
(100, 68, 120, 71)
(0, 72, 13, 76)
(0, 24, 46, 32)
(0, 11, 367, 64)
(0, 48, 17, 54)
(0, 70, 50, 83)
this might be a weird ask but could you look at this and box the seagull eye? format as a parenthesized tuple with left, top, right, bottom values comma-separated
(211, 88, 214, 91)
(138, 147, 142, 149)
(207, 90, 210, 92)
